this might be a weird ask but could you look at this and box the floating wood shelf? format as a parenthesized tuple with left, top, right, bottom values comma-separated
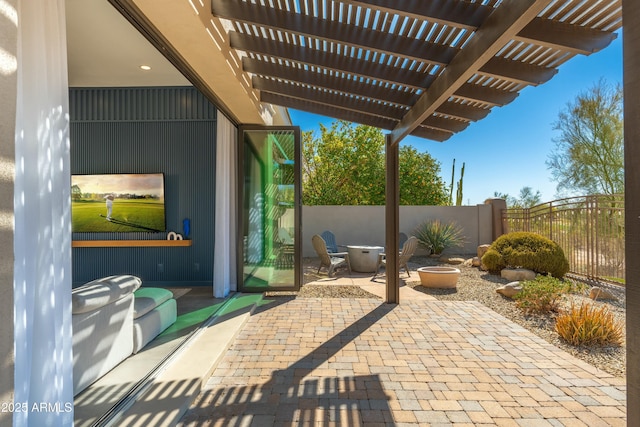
(72, 240, 192, 248)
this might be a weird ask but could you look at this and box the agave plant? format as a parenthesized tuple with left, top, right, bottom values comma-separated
(413, 219, 465, 255)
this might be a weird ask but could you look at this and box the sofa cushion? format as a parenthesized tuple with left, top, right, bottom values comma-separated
(72, 275, 142, 314)
(72, 293, 135, 395)
(133, 287, 174, 320)
(133, 298, 177, 353)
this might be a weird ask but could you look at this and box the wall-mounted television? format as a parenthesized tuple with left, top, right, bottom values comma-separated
(71, 173, 166, 233)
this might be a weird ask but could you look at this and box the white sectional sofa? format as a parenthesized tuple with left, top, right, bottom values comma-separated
(71, 275, 176, 396)
(132, 287, 177, 354)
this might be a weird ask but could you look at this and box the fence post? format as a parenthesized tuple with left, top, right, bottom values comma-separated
(587, 196, 595, 280)
(484, 198, 507, 240)
(548, 201, 553, 241)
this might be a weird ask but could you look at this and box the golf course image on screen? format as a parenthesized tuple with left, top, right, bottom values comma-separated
(71, 173, 166, 233)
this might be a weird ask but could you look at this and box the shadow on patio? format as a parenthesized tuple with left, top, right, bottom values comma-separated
(177, 294, 626, 426)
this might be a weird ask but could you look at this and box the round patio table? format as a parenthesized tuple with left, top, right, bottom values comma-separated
(346, 245, 384, 273)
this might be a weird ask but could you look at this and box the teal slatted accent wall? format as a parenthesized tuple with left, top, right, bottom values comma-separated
(70, 87, 218, 286)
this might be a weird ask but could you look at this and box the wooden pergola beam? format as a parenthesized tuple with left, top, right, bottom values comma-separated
(228, 14, 558, 88)
(234, 36, 436, 89)
(259, 91, 460, 140)
(213, 0, 458, 66)
(245, 59, 421, 106)
(389, 0, 553, 146)
(517, 18, 618, 55)
(341, 0, 491, 30)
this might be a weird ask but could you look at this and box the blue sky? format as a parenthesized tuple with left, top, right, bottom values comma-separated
(288, 32, 623, 206)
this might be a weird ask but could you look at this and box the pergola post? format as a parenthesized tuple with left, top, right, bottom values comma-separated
(385, 135, 399, 304)
(624, 0, 640, 423)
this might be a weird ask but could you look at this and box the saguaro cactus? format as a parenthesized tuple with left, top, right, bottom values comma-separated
(456, 162, 465, 206)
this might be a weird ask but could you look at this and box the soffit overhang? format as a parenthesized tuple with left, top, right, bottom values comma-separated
(112, 0, 289, 125)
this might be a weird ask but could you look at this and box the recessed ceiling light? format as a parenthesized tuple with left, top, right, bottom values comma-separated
(140, 65, 152, 71)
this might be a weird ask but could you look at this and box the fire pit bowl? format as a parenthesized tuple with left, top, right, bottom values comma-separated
(417, 266, 460, 288)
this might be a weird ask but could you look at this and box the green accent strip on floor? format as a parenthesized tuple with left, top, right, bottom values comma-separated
(159, 302, 226, 337)
(159, 293, 272, 339)
(216, 293, 265, 316)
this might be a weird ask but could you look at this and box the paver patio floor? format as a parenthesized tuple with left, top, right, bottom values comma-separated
(178, 297, 626, 426)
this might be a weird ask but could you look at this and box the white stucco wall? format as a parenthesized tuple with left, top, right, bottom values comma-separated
(302, 204, 494, 258)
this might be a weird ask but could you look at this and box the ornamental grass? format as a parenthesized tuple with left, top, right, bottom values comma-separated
(555, 302, 623, 347)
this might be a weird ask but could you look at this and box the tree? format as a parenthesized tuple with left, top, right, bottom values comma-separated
(493, 186, 542, 208)
(302, 120, 384, 205)
(546, 79, 624, 197)
(303, 120, 449, 205)
(398, 146, 449, 205)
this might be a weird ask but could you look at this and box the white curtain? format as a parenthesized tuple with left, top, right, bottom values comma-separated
(213, 113, 238, 297)
(13, 0, 74, 425)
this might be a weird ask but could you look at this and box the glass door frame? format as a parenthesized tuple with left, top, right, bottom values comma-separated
(236, 125, 302, 292)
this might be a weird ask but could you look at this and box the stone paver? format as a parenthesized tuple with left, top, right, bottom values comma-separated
(178, 298, 626, 426)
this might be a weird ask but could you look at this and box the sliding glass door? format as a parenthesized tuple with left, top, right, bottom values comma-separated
(238, 126, 301, 291)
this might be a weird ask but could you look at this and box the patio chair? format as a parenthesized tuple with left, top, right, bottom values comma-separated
(312, 234, 351, 277)
(278, 227, 294, 245)
(399, 232, 408, 249)
(320, 230, 339, 253)
(277, 228, 295, 269)
(373, 236, 418, 280)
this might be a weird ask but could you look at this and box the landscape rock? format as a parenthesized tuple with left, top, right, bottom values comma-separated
(496, 282, 522, 298)
(589, 286, 617, 301)
(439, 256, 465, 265)
(501, 268, 536, 281)
(477, 244, 491, 258)
(470, 257, 481, 267)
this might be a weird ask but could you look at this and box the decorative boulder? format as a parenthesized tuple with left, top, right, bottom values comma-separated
(501, 268, 536, 281)
(471, 257, 481, 267)
(439, 256, 465, 265)
(477, 244, 491, 258)
(496, 282, 522, 298)
(589, 286, 617, 301)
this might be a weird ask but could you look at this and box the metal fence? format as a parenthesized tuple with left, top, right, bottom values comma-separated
(502, 195, 625, 285)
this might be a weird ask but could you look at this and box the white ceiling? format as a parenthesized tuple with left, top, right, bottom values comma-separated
(65, 0, 190, 87)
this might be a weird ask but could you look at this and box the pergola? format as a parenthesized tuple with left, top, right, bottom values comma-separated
(206, 0, 622, 302)
(210, 0, 620, 144)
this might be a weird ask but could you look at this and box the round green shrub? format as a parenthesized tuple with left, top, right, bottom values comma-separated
(481, 248, 505, 273)
(481, 232, 569, 278)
